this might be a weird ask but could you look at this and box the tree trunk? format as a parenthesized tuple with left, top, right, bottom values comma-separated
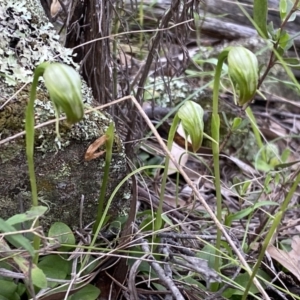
(65, 0, 114, 106)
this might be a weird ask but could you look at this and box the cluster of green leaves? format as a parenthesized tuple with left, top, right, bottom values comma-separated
(0, 207, 100, 299)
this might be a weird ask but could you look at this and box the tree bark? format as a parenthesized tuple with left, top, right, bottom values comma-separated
(65, 0, 113, 106)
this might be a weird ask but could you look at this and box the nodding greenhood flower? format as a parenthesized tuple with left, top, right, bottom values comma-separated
(43, 63, 84, 124)
(227, 46, 259, 106)
(177, 100, 204, 152)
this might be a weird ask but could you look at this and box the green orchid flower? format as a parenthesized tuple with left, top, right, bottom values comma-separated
(43, 63, 84, 124)
(227, 46, 259, 106)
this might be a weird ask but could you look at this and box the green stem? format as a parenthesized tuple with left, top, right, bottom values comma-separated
(93, 123, 115, 234)
(26, 64, 48, 264)
(280, 169, 300, 213)
(155, 114, 180, 232)
(243, 169, 300, 299)
(246, 107, 266, 161)
(211, 49, 230, 275)
(242, 211, 282, 299)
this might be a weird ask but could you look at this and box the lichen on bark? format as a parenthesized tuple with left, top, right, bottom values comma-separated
(0, 0, 131, 229)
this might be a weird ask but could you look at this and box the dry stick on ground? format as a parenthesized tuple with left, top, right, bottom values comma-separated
(140, 237, 185, 300)
(127, 254, 148, 299)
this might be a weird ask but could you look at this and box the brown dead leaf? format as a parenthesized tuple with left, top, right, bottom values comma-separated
(84, 135, 107, 161)
(267, 236, 300, 281)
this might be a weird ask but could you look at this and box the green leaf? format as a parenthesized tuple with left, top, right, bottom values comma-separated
(197, 244, 222, 269)
(288, 11, 297, 22)
(152, 283, 167, 292)
(6, 206, 48, 226)
(161, 214, 174, 227)
(81, 256, 99, 275)
(281, 57, 300, 69)
(10, 253, 47, 289)
(254, 0, 268, 38)
(48, 222, 75, 250)
(0, 219, 34, 257)
(38, 255, 71, 288)
(280, 0, 295, 22)
(281, 148, 290, 162)
(16, 283, 26, 298)
(222, 273, 258, 297)
(0, 280, 18, 299)
(255, 159, 273, 172)
(231, 117, 242, 131)
(275, 159, 300, 170)
(225, 201, 279, 225)
(139, 214, 156, 231)
(31, 266, 47, 289)
(274, 173, 281, 185)
(278, 31, 293, 50)
(280, 0, 288, 21)
(267, 21, 276, 39)
(222, 270, 270, 297)
(241, 181, 251, 195)
(67, 285, 100, 300)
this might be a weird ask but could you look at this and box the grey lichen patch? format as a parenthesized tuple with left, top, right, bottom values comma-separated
(0, 0, 130, 229)
(53, 162, 71, 180)
(146, 77, 206, 107)
(1, 0, 75, 86)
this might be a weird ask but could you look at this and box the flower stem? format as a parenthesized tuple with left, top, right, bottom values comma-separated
(26, 64, 48, 264)
(211, 49, 230, 275)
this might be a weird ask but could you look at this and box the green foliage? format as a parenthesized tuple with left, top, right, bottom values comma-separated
(4, 0, 300, 299)
(253, 0, 268, 38)
(48, 222, 76, 250)
(225, 201, 279, 227)
(0, 218, 34, 257)
(67, 285, 100, 300)
(0, 279, 20, 300)
(38, 255, 71, 288)
(197, 244, 223, 269)
(223, 270, 270, 298)
(93, 122, 115, 234)
(6, 206, 48, 226)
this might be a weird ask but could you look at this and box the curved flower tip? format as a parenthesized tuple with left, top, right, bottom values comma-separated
(227, 47, 259, 106)
(43, 63, 84, 124)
